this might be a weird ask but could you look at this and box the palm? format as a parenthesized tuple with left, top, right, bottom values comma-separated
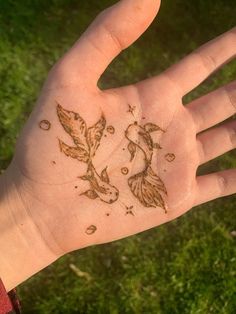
(10, 1, 236, 255)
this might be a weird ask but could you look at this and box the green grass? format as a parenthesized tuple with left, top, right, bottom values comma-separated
(0, 0, 236, 313)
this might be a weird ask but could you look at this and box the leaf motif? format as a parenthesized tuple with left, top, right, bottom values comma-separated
(80, 190, 98, 199)
(128, 142, 137, 162)
(57, 103, 89, 152)
(144, 123, 164, 133)
(100, 167, 109, 183)
(59, 139, 89, 163)
(87, 115, 106, 158)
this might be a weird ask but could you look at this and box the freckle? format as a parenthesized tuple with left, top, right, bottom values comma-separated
(163, 169, 167, 172)
(122, 148, 125, 151)
(75, 186, 78, 189)
(51, 161, 56, 165)
(106, 213, 110, 216)
(142, 117, 146, 119)
(104, 134, 107, 137)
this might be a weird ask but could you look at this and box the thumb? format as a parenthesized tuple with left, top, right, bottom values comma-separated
(62, 0, 161, 86)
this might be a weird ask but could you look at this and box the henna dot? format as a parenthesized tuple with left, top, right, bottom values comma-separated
(39, 120, 51, 131)
(107, 125, 115, 134)
(121, 167, 129, 175)
(165, 153, 176, 162)
(85, 225, 97, 235)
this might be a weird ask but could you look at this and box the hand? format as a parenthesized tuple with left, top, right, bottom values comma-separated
(1, 0, 235, 291)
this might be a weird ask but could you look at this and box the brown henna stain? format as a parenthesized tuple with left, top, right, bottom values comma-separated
(39, 120, 51, 130)
(121, 167, 129, 175)
(125, 121, 167, 213)
(57, 103, 119, 204)
(85, 225, 97, 235)
(127, 104, 136, 117)
(165, 153, 176, 162)
(124, 205, 135, 216)
(107, 125, 115, 134)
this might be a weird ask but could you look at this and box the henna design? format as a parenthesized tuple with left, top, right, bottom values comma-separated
(121, 167, 129, 175)
(165, 153, 176, 162)
(85, 225, 97, 235)
(107, 125, 115, 134)
(127, 104, 136, 117)
(39, 120, 51, 130)
(125, 121, 167, 213)
(125, 205, 135, 216)
(57, 103, 119, 204)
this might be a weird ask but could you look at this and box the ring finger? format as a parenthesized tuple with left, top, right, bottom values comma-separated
(197, 119, 236, 165)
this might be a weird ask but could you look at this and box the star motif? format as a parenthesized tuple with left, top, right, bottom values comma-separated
(127, 104, 136, 117)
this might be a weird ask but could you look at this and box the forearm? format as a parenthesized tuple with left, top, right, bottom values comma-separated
(0, 168, 57, 292)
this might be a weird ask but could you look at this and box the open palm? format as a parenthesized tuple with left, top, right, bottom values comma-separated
(9, 0, 236, 256)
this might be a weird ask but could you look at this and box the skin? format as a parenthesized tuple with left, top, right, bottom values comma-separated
(0, 0, 235, 292)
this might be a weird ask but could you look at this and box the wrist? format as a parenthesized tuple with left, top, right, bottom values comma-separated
(0, 166, 59, 292)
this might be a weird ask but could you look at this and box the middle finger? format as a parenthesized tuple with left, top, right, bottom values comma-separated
(187, 81, 236, 133)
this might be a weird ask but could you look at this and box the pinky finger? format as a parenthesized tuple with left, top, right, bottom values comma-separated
(194, 169, 236, 206)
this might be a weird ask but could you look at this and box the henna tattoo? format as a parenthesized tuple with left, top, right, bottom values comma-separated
(165, 153, 176, 162)
(127, 104, 136, 117)
(107, 125, 115, 134)
(39, 120, 51, 130)
(121, 167, 129, 175)
(85, 225, 97, 235)
(125, 120, 167, 213)
(57, 103, 119, 204)
(125, 205, 135, 216)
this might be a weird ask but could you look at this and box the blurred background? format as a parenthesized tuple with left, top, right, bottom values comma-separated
(0, 0, 236, 313)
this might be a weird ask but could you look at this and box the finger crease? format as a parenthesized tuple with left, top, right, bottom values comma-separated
(101, 24, 124, 52)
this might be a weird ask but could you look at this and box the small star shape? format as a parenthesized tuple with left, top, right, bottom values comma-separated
(127, 104, 136, 117)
